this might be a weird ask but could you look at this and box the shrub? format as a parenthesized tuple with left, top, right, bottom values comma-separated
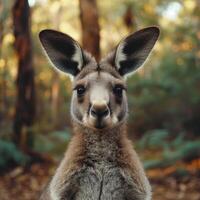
(0, 140, 30, 171)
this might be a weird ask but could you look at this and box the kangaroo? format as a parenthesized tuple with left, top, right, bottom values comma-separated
(39, 26, 159, 200)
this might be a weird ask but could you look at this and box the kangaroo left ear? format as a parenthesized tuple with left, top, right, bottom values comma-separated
(115, 26, 160, 77)
(39, 29, 84, 77)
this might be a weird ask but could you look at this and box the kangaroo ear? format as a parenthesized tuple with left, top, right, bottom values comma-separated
(115, 27, 160, 77)
(39, 29, 84, 76)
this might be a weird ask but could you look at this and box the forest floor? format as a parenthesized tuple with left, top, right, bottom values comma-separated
(0, 162, 200, 200)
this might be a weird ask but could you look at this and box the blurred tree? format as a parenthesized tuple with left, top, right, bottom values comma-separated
(79, 0, 100, 60)
(123, 5, 136, 32)
(12, 0, 35, 151)
(0, 0, 12, 118)
(0, 2, 4, 49)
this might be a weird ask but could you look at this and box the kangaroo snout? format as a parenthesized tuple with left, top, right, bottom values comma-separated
(89, 101, 110, 128)
(90, 103, 109, 119)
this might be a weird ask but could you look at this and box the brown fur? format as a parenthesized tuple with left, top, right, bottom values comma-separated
(39, 26, 160, 200)
(40, 121, 151, 200)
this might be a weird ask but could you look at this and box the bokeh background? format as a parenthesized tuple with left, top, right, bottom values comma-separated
(0, 0, 200, 199)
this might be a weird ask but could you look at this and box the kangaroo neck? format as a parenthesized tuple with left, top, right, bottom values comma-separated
(73, 121, 127, 140)
(71, 122, 127, 162)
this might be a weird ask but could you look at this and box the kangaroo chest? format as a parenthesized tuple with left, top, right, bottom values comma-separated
(57, 133, 150, 200)
(65, 137, 134, 200)
(75, 161, 130, 200)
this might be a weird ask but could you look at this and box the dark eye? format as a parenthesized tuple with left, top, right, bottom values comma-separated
(76, 85, 85, 96)
(113, 85, 123, 97)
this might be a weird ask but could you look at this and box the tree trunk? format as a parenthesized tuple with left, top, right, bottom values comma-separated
(123, 6, 136, 32)
(0, 10, 6, 118)
(79, 0, 100, 61)
(0, 1, 4, 49)
(12, 0, 35, 151)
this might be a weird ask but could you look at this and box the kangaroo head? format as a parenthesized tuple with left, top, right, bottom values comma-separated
(39, 27, 159, 130)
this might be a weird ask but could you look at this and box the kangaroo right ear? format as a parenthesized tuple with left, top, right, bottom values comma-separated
(114, 27, 160, 77)
(39, 29, 84, 76)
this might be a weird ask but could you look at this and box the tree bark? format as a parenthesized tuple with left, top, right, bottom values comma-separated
(12, 0, 35, 150)
(79, 0, 100, 61)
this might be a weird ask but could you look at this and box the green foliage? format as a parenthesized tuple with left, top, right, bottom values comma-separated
(138, 129, 186, 150)
(33, 129, 71, 160)
(144, 141, 200, 170)
(178, 141, 200, 161)
(128, 47, 200, 137)
(138, 129, 200, 169)
(138, 129, 169, 149)
(0, 140, 30, 171)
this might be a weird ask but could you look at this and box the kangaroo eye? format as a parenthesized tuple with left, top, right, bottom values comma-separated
(113, 85, 123, 97)
(76, 85, 85, 96)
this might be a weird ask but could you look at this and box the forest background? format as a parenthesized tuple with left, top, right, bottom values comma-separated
(0, 0, 200, 199)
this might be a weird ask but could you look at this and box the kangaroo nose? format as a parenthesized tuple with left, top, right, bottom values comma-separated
(90, 103, 109, 119)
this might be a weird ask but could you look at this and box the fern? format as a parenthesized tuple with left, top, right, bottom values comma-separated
(0, 140, 30, 170)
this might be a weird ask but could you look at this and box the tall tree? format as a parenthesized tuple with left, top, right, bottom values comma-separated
(79, 0, 100, 61)
(0, 0, 10, 116)
(12, 0, 35, 150)
(123, 5, 136, 32)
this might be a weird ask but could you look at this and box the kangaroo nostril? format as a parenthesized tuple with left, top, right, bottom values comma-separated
(102, 109, 109, 117)
(90, 106, 109, 118)
(91, 109, 97, 117)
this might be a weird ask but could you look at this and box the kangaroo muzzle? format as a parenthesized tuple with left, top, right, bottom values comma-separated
(89, 101, 110, 129)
